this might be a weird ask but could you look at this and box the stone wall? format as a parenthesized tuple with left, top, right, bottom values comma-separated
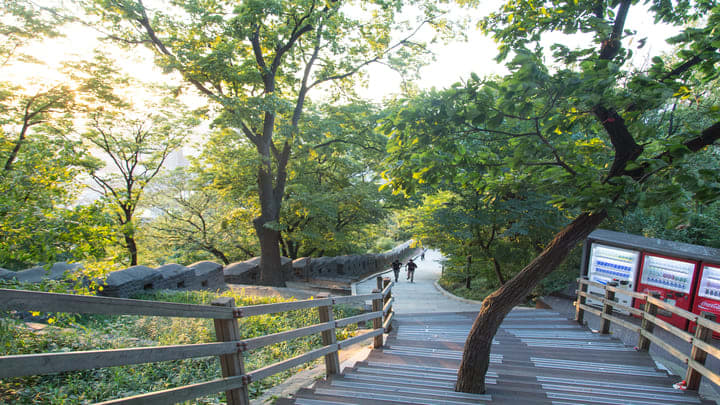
(1, 240, 418, 298)
(0, 261, 225, 299)
(0, 262, 82, 283)
(288, 240, 417, 282)
(100, 261, 225, 297)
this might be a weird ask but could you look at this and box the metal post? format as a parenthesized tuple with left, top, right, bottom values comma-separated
(600, 281, 617, 334)
(211, 297, 249, 405)
(685, 312, 716, 390)
(316, 293, 340, 376)
(636, 292, 660, 351)
(372, 288, 383, 348)
(575, 277, 588, 325)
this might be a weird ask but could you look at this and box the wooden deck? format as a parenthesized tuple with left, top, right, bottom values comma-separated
(279, 308, 715, 404)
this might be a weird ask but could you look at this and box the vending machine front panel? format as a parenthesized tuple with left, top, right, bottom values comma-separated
(690, 264, 720, 338)
(586, 244, 641, 314)
(635, 253, 699, 330)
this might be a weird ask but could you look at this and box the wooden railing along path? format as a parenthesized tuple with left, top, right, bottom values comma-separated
(575, 277, 720, 391)
(0, 276, 395, 404)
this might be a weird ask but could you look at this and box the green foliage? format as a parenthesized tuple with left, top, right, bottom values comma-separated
(1, 1, 114, 270)
(81, 0, 453, 282)
(140, 167, 259, 266)
(75, 53, 199, 266)
(280, 102, 395, 258)
(0, 289, 364, 404)
(382, 0, 720, 300)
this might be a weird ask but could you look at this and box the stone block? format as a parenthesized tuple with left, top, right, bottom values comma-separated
(156, 263, 193, 289)
(0, 267, 15, 280)
(102, 265, 162, 297)
(224, 257, 292, 285)
(224, 258, 260, 284)
(188, 261, 224, 289)
(290, 257, 310, 281)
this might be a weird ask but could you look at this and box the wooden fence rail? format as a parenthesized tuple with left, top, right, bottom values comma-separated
(575, 277, 720, 391)
(0, 275, 395, 405)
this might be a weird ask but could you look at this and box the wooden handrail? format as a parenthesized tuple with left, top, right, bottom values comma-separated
(383, 296, 394, 314)
(0, 284, 393, 405)
(382, 281, 393, 298)
(0, 288, 234, 319)
(234, 297, 333, 318)
(0, 342, 237, 379)
(97, 375, 245, 405)
(575, 278, 720, 391)
(335, 311, 382, 328)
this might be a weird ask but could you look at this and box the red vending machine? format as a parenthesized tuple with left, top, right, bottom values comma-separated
(634, 253, 700, 330)
(689, 263, 720, 338)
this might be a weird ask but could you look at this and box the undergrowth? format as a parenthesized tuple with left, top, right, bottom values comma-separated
(0, 286, 365, 404)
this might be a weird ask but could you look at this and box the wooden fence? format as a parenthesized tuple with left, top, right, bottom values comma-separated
(0, 276, 395, 404)
(575, 277, 720, 391)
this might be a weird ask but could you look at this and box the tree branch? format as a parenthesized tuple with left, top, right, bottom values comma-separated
(312, 138, 384, 153)
(535, 119, 577, 176)
(599, 0, 631, 60)
(131, 0, 219, 100)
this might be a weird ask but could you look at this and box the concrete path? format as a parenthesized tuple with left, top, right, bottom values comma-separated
(354, 249, 484, 314)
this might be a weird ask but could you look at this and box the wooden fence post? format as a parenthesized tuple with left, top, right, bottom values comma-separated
(376, 276, 383, 291)
(575, 277, 589, 325)
(636, 292, 660, 351)
(600, 281, 617, 334)
(372, 289, 383, 348)
(316, 293, 340, 375)
(382, 277, 393, 333)
(211, 297, 249, 405)
(685, 312, 716, 390)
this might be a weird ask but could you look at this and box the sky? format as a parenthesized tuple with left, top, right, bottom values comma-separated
(356, 4, 679, 102)
(6, 1, 680, 105)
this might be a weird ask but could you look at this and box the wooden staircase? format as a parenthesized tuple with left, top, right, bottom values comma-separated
(277, 309, 714, 404)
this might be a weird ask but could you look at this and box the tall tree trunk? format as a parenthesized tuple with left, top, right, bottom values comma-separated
(254, 134, 286, 286)
(254, 219, 284, 286)
(455, 210, 607, 393)
(491, 258, 506, 285)
(125, 234, 138, 266)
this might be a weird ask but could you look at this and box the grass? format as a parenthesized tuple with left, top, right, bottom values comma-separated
(0, 286, 366, 404)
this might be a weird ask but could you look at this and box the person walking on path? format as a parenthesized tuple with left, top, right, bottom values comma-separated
(354, 249, 484, 313)
(406, 258, 418, 283)
(391, 259, 402, 282)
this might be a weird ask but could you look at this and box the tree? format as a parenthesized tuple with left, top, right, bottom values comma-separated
(79, 56, 196, 265)
(280, 101, 391, 258)
(399, 182, 567, 294)
(194, 100, 393, 260)
(82, 0, 449, 285)
(382, 0, 720, 393)
(142, 167, 259, 265)
(1, 0, 113, 269)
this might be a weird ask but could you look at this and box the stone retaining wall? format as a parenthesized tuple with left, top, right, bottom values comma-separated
(1, 241, 418, 298)
(289, 240, 416, 282)
(101, 261, 225, 297)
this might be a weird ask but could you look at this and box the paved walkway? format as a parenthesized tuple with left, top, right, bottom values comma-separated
(354, 249, 484, 314)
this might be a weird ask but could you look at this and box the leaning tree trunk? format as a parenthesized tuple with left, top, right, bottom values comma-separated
(455, 210, 607, 393)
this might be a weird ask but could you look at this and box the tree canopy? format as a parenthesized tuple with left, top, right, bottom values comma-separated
(381, 0, 720, 394)
(81, 0, 451, 285)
